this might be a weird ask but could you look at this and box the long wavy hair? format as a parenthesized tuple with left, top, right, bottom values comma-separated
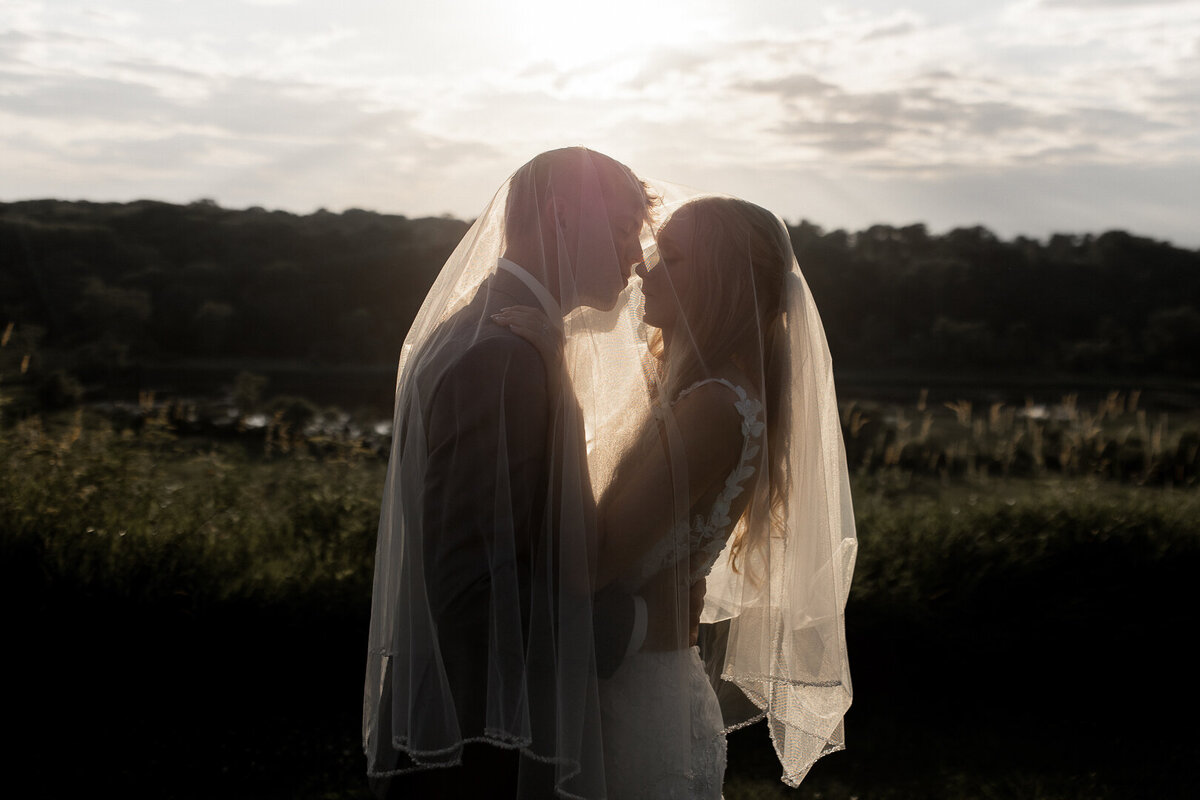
(650, 196, 793, 571)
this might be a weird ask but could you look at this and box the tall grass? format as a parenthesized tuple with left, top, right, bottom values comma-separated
(0, 403, 384, 613)
(8, 400, 1195, 622)
(843, 390, 1200, 484)
(3, 337, 1197, 797)
(10, 413, 1194, 798)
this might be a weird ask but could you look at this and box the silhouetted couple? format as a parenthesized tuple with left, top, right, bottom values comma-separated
(364, 148, 856, 799)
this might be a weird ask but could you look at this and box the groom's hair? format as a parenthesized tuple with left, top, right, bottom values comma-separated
(503, 147, 656, 246)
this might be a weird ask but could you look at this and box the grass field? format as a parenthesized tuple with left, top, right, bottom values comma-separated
(3, 403, 1197, 798)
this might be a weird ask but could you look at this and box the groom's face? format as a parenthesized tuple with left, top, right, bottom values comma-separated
(640, 207, 695, 331)
(569, 188, 647, 312)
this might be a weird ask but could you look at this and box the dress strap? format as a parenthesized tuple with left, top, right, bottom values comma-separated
(674, 378, 762, 438)
(674, 377, 746, 405)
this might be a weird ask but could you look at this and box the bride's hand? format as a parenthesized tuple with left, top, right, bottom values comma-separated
(492, 305, 563, 372)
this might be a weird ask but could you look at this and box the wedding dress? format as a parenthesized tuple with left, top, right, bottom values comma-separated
(599, 378, 763, 800)
(584, 189, 855, 796)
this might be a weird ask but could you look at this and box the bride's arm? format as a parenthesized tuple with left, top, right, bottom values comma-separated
(595, 381, 744, 589)
(494, 306, 743, 587)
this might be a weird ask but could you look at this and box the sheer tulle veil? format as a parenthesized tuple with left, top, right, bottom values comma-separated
(363, 150, 855, 796)
(364, 148, 661, 800)
(636, 181, 857, 786)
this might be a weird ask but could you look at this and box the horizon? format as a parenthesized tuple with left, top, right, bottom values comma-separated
(3, 1, 1200, 247)
(5, 194, 1195, 250)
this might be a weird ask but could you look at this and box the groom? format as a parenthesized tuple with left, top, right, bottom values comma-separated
(369, 148, 704, 799)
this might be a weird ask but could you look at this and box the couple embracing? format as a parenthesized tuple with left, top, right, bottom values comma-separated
(364, 148, 857, 799)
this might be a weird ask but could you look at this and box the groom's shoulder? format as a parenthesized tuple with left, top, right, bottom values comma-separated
(442, 326, 545, 390)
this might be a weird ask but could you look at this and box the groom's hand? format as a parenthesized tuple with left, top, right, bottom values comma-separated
(639, 568, 707, 651)
(689, 577, 706, 647)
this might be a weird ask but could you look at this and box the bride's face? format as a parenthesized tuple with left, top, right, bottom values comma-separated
(640, 209, 695, 331)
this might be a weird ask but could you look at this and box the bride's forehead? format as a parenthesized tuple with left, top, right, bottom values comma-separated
(657, 207, 697, 244)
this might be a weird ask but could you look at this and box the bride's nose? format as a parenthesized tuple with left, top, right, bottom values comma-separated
(635, 262, 649, 281)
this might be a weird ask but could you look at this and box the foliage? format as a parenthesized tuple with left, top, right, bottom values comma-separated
(850, 471, 1200, 616)
(0, 199, 469, 369)
(6, 403, 1194, 620)
(5, 196, 1197, 795)
(842, 389, 1200, 485)
(36, 368, 83, 409)
(4, 345, 1195, 800)
(0, 406, 383, 614)
(791, 223, 1200, 375)
(3, 201, 1199, 396)
(232, 369, 269, 415)
(3, 380, 1196, 798)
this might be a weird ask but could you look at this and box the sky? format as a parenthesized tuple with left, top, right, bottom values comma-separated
(2, 0, 1199, 246)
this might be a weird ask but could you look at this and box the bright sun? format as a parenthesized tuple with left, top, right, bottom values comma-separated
(508, 0, 683, 69)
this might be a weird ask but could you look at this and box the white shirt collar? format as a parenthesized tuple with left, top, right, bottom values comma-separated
(497, 258, 563, 330)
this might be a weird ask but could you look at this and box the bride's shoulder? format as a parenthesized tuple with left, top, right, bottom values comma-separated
(672, 378, 744, 434)
(666, 382, 747, 486)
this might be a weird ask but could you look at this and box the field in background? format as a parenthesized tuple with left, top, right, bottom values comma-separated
(5, 199, 1199, 797)
(3, 386, 1197, 798)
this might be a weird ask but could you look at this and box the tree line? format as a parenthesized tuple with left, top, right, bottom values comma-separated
(2, 199, 1198, 395)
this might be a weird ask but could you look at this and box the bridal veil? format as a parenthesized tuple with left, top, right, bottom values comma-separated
(364, 148, 855, 796)
(657, 187, 858, 787)
(364, 147, 661, 799)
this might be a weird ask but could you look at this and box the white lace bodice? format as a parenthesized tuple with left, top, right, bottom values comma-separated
(628, 377, 764, 588)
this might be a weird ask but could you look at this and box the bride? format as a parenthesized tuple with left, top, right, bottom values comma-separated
(495, 193, 857, 797)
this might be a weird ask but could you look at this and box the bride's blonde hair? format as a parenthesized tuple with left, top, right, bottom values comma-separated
(652, 196, 793, 571)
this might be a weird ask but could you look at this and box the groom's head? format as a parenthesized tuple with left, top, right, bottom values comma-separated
(504, 147, 656, 313)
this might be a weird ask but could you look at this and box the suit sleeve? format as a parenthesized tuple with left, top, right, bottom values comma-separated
(422, 336, 550, 621)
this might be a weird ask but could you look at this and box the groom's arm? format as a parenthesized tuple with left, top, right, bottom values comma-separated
(419, 336, 551, 733)
(594, 571, 706, 677)
(592, 588, 641, 679)
(423, 337, 549, 616)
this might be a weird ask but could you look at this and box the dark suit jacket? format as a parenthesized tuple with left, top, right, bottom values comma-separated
(387, 270, 634, 744)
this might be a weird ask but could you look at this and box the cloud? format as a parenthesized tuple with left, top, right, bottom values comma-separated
(107, 58, 209, 81)
(3, 1, 1199, 244)
(862, 21, 916, 41)
(776, 118, 901, 153)
(737, 74, 837, 99)
(0, 72, 174, 122)
(66, 131, 220, 166)
(1014, 142, 1102, 162)
(1040, 0, 1195, 7)
(0, 26, 499, 215)
(0, 29, 33, 62)
(0, 56, 394, 140)
(625, 50, 723, 92)
(919, 69, 958, 82)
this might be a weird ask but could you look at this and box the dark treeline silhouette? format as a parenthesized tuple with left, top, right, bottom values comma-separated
(1, 199, 467, 369)
(792, 221, 1200, 376)
(3, 199, 1199, 395)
